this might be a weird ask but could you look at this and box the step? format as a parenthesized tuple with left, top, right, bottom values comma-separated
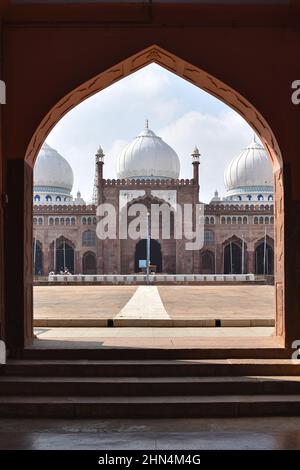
(3, 359, 300, 377)
(17, 345, 293, 360)
(0, 394, 299, 418)
(1, 375, 300, 396)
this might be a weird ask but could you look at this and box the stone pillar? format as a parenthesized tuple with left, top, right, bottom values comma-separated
(43, 248, 52, 275)
(5, 160, 33, 349)
(247, 250, 255, 274)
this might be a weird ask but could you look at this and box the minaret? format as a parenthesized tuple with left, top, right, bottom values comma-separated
(191, 146, 201, 185)
(92, 146, 105, 205)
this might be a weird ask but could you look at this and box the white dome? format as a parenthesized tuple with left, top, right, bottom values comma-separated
(117, 123, 180, 180)
(224, 139, 273, 197)
(34, 142, 74, 193)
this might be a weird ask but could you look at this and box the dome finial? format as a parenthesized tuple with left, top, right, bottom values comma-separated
(145, 119, 149, 130)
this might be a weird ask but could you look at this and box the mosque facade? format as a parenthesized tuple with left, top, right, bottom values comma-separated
(33, 124, 275, 277)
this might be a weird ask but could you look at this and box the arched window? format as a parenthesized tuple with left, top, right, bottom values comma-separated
(33, 218, 37, 225)
(82, 217, 86, 225)
(93, 217, 97, 225)
(205, 216, 210, 225)
(60, 218, 64, 225)
(243, 216, 247, 224)
(71, 217, 76, 225)
(49, 218, 54, 226)
(259, 216, 264, 224)
(204, 230, 214, 245)
(270, 216, 274, 224)
(257, 194, 264, 201)
(254, 217, 258, 224)
(56, 196, 61, 202)
(237, 216, 242, 224)
(247, 195, 252, 201)
(66, 217, 70, 225)
(265, 217, 269, 224)
(45, 195, 52, 202)
(226, 217, 231, 224)
(268, 195, 273, 201)
(221, 217, 226, 224)
(55, 217, 59, 225)
(38, 217, 43, 225)
(82, 230, 96, 246)
(210, 217, 214, 225)
(87, 217, 92, 225)
(34, 195, 40, 202)
(232, 216, 237, 224)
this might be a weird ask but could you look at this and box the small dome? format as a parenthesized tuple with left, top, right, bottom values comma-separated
(34, 142, 74, 193)
(224, 139, 273, 197)
(117, 123, 180, 180)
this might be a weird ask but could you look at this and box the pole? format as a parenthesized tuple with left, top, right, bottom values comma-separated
(54, 238, 56, 273)
(263, 227, 267, 276)
(63, 241, 66, 271)
(241, 235, 244, 275)
(214, 245, 217, 274)
(146, 212, 150, 285)
(33, 236, 37, 275)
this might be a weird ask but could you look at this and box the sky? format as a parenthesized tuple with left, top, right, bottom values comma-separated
(44, 63, 258, 203)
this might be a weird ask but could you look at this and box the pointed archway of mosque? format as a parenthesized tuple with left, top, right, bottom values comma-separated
(11, 45, 285, 349)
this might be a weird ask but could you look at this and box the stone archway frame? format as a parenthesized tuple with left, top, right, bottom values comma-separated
(24, 44, 285, 342)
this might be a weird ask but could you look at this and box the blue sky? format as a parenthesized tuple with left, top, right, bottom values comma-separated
(45, 63, 259, 203)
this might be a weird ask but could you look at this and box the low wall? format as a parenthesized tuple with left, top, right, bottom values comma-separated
(46, 273, 256, 284)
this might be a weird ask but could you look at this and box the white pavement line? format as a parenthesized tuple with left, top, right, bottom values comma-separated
(115, 286, 170, 319)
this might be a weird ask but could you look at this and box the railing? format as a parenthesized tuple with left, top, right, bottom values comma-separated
(48, 273, 255, 283)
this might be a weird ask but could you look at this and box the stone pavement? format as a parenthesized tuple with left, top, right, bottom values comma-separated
(115, 286, 170, 319)
(0, 417, 300, 449)
(33, 326, 274, 349)
(34, 285, 275, 323)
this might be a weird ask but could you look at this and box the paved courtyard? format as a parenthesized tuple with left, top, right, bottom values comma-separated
(34, 285, 275, 324)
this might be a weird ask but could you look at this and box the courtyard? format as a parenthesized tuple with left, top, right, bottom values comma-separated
(33, 284, 275, 346)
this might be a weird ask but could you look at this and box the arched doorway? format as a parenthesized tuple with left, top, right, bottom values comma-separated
(55, 238, 75, 274)
(135, 239, 162, 273)
(224, 242, 243, 274)
(16, 44, 285, 348)
(255, 243, 274, 275)
(33, 239, 43, 276)
(201, 250, 214, 274)
(82, 252, 97, 274)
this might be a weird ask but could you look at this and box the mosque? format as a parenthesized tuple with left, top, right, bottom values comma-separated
(33, 124, 274, 277)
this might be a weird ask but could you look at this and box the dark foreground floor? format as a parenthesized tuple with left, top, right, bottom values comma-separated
(0, 417, 299, 450)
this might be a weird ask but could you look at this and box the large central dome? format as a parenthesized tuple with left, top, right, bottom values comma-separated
(116, 122, 180, 180)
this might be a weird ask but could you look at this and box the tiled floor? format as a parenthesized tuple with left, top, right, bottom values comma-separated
(0, 417, 299, 449)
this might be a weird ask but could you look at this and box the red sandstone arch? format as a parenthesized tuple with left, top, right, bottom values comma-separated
(22, 45, 284, 344)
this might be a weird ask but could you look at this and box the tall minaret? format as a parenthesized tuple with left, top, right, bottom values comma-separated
(191, 146, 201, 185)
(92, 146, 105, 205)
